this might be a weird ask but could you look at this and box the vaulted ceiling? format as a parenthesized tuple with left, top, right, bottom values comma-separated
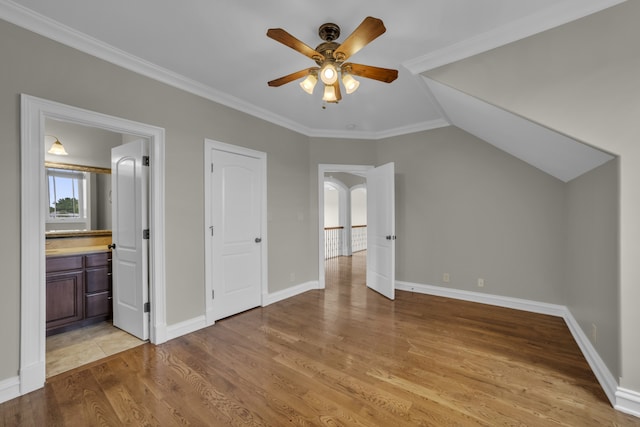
(0, 0, 623, 180)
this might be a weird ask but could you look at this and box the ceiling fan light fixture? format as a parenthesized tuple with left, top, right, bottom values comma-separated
(47, 136, 68, 156)
(342, 73, 360, 94)
(299, 71, 318, 94)
(320, 62, 338, 85)
(322, 84, 338, 103)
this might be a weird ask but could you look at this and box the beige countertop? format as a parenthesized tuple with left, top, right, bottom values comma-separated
(45, 245, 111, 256)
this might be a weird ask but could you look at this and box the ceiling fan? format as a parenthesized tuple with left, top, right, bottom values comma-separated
(267, 17, 398, 103)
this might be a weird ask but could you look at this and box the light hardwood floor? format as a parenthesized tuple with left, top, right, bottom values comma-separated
(2, 252, 639, 425)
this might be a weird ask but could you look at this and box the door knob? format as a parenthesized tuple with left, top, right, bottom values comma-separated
(108, 243, 116, 249)
(386, 235, 391, 240)
(255, 237, 262, 243)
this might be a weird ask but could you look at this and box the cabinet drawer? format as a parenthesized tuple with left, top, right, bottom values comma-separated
(86, 292, 111, 318)
(85, 252, 111, 267)
(86, 266, 111, 293)
(46, 255, 83, 272)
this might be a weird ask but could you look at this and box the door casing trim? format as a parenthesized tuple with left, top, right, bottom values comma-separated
(20, 94, 166, 395)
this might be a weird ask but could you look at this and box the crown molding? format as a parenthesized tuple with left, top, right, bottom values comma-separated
(0, 0, 319, 137)
(403, 0, 627, 74)
(307, 118, 450, 140)
(0, 0, 446, 140)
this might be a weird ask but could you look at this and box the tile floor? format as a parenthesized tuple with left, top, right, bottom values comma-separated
(46, 322, 146, 377)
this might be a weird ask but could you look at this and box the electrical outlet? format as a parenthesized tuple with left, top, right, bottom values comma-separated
(591, 323, 597, 344)
(443, 273, 450, 283)
(477, 278, 484, 287)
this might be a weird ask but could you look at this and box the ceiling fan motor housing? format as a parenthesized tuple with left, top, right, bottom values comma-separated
(318, 23, 340, 42)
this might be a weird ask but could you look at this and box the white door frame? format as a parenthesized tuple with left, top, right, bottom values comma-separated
(20, 94, 167, 395)
(318, 164, 372, 289)
(203, 139, 268, 326)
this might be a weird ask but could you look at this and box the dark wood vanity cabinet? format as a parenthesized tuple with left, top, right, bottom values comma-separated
(46, 251, 112, 336)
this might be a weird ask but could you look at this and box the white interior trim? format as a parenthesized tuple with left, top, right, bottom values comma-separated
(203, 139, 268, 327)
(20, 94, 166, 396)
(0, 1, 451, 141)
(263, 281, 321, 307)
(616, 388, 640, 418)
(0, 376, 20, 404)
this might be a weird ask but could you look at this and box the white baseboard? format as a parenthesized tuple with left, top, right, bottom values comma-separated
(616, 388, 640, 418)
(163, 281, 321, 342)
(396, 281, 623, 410)
(0, 376, 20, 404)
(563, 306, 617, 406)
(263, 280, 320, 306)
(396, 281, 567, 316)
(19, 361, 45, 397)
(152, 322, 168, 345)
(165, 315, 207, 341)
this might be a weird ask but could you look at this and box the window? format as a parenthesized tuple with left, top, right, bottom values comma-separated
(47, 168, 87, 221)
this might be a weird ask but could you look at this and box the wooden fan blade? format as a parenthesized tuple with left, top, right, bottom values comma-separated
(267, 28, 323, 61)
(333, 17, 386, 62)
(345, 63, 398, 83)
(268, 68, 317, 87)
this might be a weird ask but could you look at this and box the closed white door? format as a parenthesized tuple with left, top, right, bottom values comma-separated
(111, 140, 149, 340)
(208, 147, 263, 321)
(366, 162, 395, 300)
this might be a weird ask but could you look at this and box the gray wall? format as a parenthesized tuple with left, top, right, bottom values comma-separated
(0, 19, 314, 380)
(566, 159, 619, 377)
(423, 1, 640, 390)
(377, 127, 567, 303)
(0, 14, 624, 394)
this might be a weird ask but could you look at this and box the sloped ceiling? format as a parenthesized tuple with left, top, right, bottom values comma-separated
(424, 78, 614, 182)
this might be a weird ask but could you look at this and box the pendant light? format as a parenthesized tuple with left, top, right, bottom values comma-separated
(47, 136, 68, 156)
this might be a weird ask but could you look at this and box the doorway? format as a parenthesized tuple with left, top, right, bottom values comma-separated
(44, 120, 147, 376)
(323, 173, 368, 280)
(318, 164, 372, 290)
(318, 163, 396, 299)
(20, 95, 166, 395)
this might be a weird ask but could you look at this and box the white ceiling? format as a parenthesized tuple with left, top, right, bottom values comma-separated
(1, 0, 623, 180)
(1, 0, 624, 136)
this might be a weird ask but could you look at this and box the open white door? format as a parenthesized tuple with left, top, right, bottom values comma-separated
(111, 139, 149, 340)
(208, 147, 263, 321)
(366, 162, 395, 300)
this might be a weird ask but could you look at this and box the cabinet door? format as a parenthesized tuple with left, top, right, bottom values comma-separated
(46, 271, 84, 329)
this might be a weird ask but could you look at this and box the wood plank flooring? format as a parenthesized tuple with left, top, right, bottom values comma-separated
(2, 252, 639, 426)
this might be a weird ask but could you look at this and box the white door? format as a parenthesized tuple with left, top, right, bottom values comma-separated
(366, 162, 395, 300)
(111, 140, 149, 340)
(209, 148, 263, 321)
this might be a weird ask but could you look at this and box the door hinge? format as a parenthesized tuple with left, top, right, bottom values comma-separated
(144, 302, 150, 313)
(212, 290, 215, 299)
(142, 156, 150, 166)
(211, 163, 214, 173)
(143, 229, 150, 239)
